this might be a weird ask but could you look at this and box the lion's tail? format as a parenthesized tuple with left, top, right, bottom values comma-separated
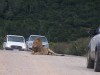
(48, 48, 65, 56)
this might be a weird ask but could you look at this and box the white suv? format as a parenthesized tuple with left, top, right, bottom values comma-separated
(3, 35, 27, 50)
(26, 35, 49, 50)
(87, 34, 100, 72)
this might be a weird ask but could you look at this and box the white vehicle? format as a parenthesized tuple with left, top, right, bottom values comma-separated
(87, 34, 100, 72)
(3, 35, 27, 50)
(26, 35, 49, 50)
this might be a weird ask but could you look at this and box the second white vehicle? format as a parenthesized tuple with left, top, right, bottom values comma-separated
(26, 35, 49, 50)
(3, 35, 27, 50)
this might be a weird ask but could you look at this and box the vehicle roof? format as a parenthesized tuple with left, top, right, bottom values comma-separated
(30, 35, 45, 37)
(6, 35, 24, 37)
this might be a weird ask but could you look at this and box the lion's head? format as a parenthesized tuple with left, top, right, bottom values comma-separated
(32, 37, 42, 52)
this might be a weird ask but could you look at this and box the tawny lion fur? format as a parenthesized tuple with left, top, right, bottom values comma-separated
(32, 37, 64, 56)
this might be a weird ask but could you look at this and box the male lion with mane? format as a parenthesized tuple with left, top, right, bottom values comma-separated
(32, 37, 64, 56)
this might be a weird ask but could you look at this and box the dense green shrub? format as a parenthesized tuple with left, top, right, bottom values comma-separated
(0, 0, 99, 42)
(67, 38, 90, 56)
(50, 42, 68, 54)
(50, 37, 90, 56)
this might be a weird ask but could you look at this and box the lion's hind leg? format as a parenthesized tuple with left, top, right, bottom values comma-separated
(48, 48, 57, 55)
(48, 48, 65, 56)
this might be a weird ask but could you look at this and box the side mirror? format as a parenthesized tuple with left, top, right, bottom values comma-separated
(96, 27, 100, 34)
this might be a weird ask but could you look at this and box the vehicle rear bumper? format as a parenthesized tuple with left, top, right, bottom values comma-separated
(5, 47, 13, 50)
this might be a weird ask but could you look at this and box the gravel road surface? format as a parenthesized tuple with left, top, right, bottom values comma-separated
(0, 50, 99, 75)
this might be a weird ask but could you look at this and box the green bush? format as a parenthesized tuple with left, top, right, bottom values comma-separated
(67, 38, 90, 56)
(0, 37, 3, 50)
(50, 37, 90, 56)
(50, 42, 68, 54)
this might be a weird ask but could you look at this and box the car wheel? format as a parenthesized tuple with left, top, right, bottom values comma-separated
(94, 51, 100, 72)
(4, 47, 8, 50)
(87, 51, 94, 68)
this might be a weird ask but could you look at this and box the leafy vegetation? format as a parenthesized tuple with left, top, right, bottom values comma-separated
(50, 38, 90, 56)
(0, 0, 99, 55)
(0, 0, 99, 42)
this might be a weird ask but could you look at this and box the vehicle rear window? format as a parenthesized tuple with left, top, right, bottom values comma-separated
(8, 36, 24, 42)
(29, 36, 47, 42)
(40, 37, 47, 42)
(29, 36, 39, 41)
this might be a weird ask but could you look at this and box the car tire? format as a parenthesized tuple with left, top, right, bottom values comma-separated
(87, 51, 94, 68)
(4, 47, 7, 50)
(94, 51, 100, 72)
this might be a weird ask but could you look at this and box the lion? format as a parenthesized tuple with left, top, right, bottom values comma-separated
(32, 37, 42, 53)
(32, 37, 64, 56)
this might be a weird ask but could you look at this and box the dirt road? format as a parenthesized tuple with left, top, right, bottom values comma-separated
(0, 50, 99, 75)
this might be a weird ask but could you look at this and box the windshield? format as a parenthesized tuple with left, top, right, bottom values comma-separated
(40, 37, 47, 42)
(29, 36, 48, 42)
(8, 36, 24, 42)
(29, 36, 39, 41)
